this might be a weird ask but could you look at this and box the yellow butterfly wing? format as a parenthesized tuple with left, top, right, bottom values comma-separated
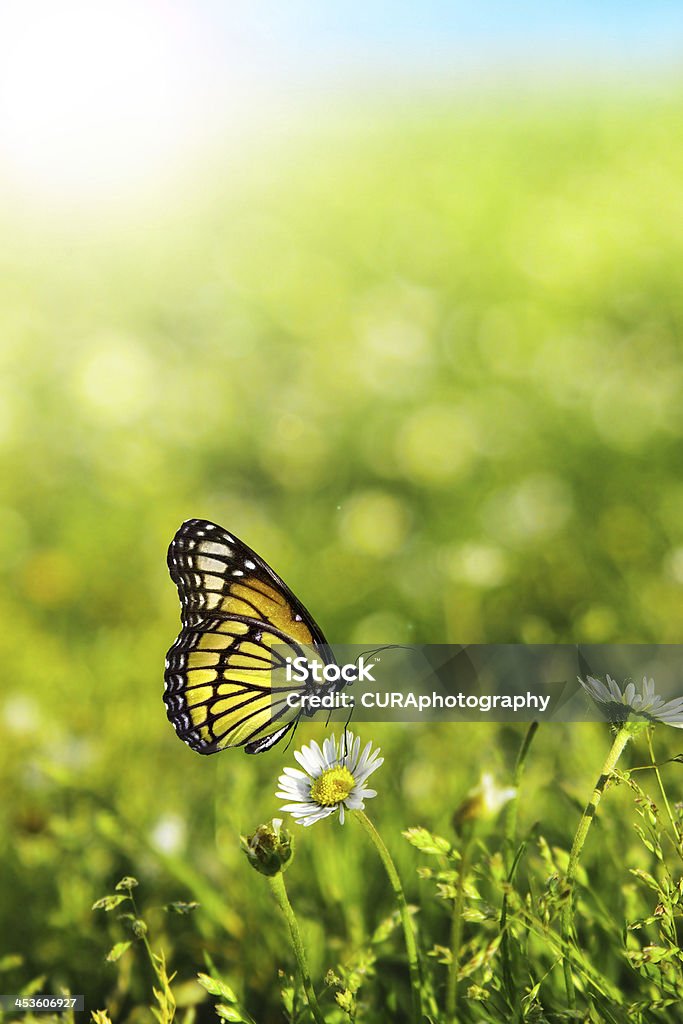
(164, 519, 332, 755)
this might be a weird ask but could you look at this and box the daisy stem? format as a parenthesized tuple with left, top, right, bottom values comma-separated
(353, 810, 423, 1024)
(267, 873, 326, 1024)
(561, 726, 631, 1008)
(445, 830, 473, 1021)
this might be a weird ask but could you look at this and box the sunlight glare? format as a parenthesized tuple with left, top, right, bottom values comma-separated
(0, 0, 217, 204)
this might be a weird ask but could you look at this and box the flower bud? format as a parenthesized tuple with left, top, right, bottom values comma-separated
(241, 818, 294, 876)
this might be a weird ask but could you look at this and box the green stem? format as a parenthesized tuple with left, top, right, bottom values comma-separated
(504, 722, 539, 871)
(445, 831, 473, 1021)
(129, 890, 160, 982)
(500, 722, 539, 997)
(644, 730, 682, 950)
(353, 810, 423, 1024)
(129, 890, 176, 1024)
(561, 726, 631, 1008)
(646, 730, 682, 858)
(267, 873, 326, 1024)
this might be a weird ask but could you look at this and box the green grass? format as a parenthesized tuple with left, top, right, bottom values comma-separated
(1, 90, 683, 1023)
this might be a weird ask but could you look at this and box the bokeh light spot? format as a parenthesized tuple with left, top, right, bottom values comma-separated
(396, 405, 477, 485)
(441, 543, 508, 588)
(79, 340, 153, 422)
(483, 475, 573, 545)
(576, 605, 618, 641)
(339, 491, 410, 557)
(664, 548, 683, 585)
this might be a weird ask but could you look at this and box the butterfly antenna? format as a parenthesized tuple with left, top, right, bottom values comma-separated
(355, 642, 414, 667)
(345, 705, 353, 756)
(283, 714, 302, 753)
(345, 644, 411, 756)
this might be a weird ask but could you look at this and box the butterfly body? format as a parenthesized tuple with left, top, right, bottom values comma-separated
(164, 519, 336, 754)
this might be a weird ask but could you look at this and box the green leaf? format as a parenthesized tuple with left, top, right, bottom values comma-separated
(634, 823, 662, 859)
(466, 984, 489, 1001)
(20, 975, 46, 997)
(0, 954, 23, 972)
(92, 894, 128, 912)
(630, 868, 661, 893)
(402, 827, 451, 856)
(628, 945, 677, 966)
(166, 901, 200, 915)
(335, 989, 355, 1013)
(428, 945, 452, 965)
(91, 1011, 113, 1024)
(522, 979, 542, 1008)
(215, 1005, 243, 1022)
(106, 941, 132, 963)
(197, 974, 237, 1003)
(371, 910, 401, 945)
(280, 986, 294, 1016)
(115, 876, 139, 891)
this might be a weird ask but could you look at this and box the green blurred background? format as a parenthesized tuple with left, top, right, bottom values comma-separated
(2, 2, 683, 1018)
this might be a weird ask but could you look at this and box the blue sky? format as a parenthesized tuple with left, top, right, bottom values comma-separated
(204, 2, 683, 82)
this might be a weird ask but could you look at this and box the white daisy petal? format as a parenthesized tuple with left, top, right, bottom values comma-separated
(321, 736, 332, 764)
(276, 773, 305, 788)
(302, 806, 335, 826)
(276, 778, 310, 797)
(355, 758, 383, 786)
(276, 789, 305, 802)
(293, 747, 310, 772)
(581, 674, 683, 729)
(359, 739, 373, 767)
(345, 794, 364, 809)
(607, 675, 622, 700)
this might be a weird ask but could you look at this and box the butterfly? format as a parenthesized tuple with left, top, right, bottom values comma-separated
(164, 518, 337, 755)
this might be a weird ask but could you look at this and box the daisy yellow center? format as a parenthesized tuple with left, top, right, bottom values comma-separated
(310, 766, 355, 806)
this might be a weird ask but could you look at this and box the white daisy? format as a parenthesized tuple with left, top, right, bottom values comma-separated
(276, 732, 383, 826)
(580, 674, 683, 727)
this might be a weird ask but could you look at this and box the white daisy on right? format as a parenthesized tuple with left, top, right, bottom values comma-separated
(580, 674, 683, 728)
